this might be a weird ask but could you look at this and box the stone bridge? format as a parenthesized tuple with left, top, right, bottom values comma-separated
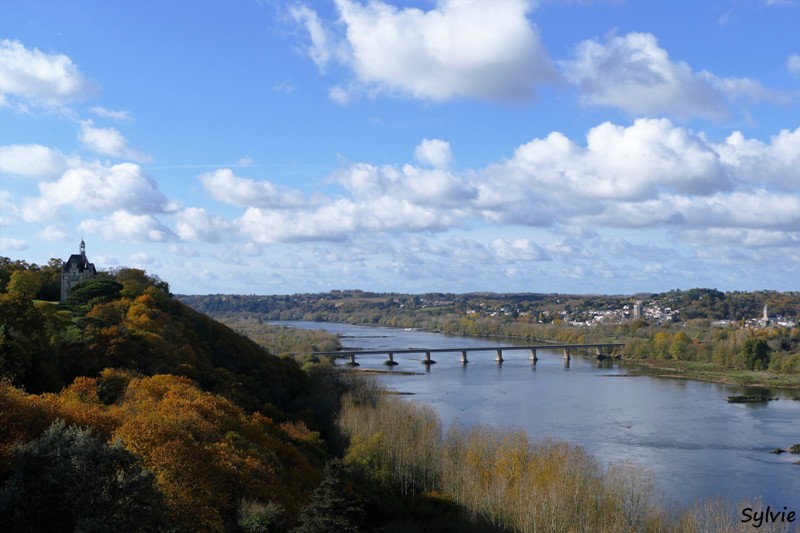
(313, 343, 625, 367)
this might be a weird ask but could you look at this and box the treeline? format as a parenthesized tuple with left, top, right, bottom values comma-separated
(179, 288, 800, 324)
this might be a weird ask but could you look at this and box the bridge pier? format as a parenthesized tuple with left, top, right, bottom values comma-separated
(345, 353, 359, 367)
(530, 348, 538, 364)
(460, 350, 468, 364)
(384, 352, 398, 366)
(595, 346, 607, 360)
(421, 351, 436, 365)
(563, 348, 570, 361)
(496, 349, 504, 363)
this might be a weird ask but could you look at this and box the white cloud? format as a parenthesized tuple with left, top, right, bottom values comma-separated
(0, 39, 94, 106)
(23, 162, 170, 221)
(199, 168, 310, 208)
(415, 138, 452, 169)
(490, 238, 549, 262)
(561, 32, 779, 119)
(289, 5, 338, 69)
(713, 127, 800, 190)
(39, 224, 70, 241)
(336, 160, 476, 207)
(297, 0, 556, 102)
(79, 120, 150, 161)
(0, 238, 27, 251)
(478, 118, 729, 214)
(90, 106, 131, 121)
(237, 194, 455, 244)
(194, 122, 800, 251)
(80, 210, 174, 242)
(0, 144, 68, 178)
(175, 207, 233, 242)
(788, 53, 800, 77)
(680, 227, 800, 249)
(0, 190, 16, 226)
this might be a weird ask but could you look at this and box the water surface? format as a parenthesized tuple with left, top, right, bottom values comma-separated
(276, 321, 800, 510)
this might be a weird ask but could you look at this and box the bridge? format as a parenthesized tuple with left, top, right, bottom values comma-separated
(313, 343, 625, 367)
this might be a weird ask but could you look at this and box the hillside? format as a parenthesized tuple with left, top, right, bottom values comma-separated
(0, 268, 333, 531)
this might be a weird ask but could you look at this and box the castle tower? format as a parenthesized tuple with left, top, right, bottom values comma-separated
(60, 239, 97, 302)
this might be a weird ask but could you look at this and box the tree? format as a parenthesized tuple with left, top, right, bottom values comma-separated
(294, 460, 362, 533)
(0, 293, 46, 385)
(6, 271, 41, 300)
(0, 419, 170, 532)
(741, 338, 770, 370)
(66, 278, 123, 306)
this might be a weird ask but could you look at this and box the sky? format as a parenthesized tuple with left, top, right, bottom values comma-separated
(1, 0, 799, 296)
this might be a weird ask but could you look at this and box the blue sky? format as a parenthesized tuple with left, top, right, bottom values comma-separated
(1, 0, 799, 296)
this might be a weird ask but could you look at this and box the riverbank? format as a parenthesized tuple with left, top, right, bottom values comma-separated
(622, 358, 800, 391)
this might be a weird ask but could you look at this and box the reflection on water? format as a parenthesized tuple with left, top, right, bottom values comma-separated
(275, 321, 800, 509)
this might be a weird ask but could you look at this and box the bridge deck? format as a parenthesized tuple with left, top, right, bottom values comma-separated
(313, 343, 624, 356)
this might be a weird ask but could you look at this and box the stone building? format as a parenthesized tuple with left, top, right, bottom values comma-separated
(60, 239, 97, 302)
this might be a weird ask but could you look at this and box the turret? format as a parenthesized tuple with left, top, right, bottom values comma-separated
(80, 238, 86, 256)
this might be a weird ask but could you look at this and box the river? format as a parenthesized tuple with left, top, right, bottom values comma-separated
(274, 321, 800, 511)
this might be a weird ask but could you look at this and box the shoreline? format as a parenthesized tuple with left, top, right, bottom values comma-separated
(620, 359, 800, 392)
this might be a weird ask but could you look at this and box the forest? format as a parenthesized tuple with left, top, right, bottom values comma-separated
(1, 257, 798, 531)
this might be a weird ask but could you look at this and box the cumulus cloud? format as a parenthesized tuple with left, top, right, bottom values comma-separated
(237, 194, 455, 244)
(79, 120, 150, 161)
(199, 168, 310, 208)
(80, 210, 174, 242)
(294, 0, 556, 102)
(562, 32, 781, 119)
(23, 162, 171, 221)
(191, 122, 800, 251)
(0, 39, 94, 107)
(0, 144, 68, 178)
(336, 160, 476, 207)
(415, 138, 452, 169)
(478, 118, 729, 216)
(713, 127, 800, 190)
(175, 207, 233, 242)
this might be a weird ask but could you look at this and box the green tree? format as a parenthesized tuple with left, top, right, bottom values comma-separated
(6, 271, 41, 300)
(0, 293, 47, 385)
(741, 338, 770, 370)
(67, 278, 124, 306)
(0, 419, 170, 533)
(294, 460, 362, 533)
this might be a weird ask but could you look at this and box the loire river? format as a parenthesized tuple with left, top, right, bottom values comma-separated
(274, 321, 800, 510)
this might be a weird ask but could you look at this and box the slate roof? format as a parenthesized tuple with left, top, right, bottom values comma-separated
(62, 254, 97, 274)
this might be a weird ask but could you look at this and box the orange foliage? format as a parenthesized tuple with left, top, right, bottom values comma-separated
(111, 374, 319, 531)
(0, 380, 56, 473)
